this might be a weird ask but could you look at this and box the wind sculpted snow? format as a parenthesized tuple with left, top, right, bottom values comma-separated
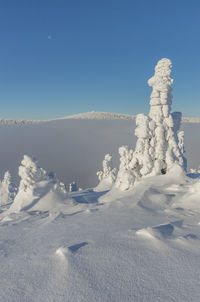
(0, 167, 200, 301)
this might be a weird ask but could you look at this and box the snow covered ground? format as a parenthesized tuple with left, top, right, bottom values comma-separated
(0, 166, 200, 301)
(0, 114, 200, 301)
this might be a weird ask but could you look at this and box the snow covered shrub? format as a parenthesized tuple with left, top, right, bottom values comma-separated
(96, 154, 117, 188)
(115, 58, 187, 190)
(69, 181, 77, 192)
(0, 171, 17, 205)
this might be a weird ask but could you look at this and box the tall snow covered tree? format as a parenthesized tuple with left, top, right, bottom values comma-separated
(115, 58, 187, 190)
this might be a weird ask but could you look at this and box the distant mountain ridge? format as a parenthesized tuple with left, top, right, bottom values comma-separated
(63, 111, 136, 120)
(0, 111, 199, 124)
(0, 119, 39, 125)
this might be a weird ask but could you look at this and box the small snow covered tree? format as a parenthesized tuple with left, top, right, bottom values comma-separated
(10, 155, 67, 211)
(2, 171, 11, 189)
(115, 146, 135, 190)
(18, 155, 48, 194)
(69, 181, 77, 192)
(115, 58, 187, 190)
(0, 171, 17, 205)
(97, 154, 117, 186)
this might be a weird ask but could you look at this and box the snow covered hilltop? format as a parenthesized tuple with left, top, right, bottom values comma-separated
(63, 111, 136, 120)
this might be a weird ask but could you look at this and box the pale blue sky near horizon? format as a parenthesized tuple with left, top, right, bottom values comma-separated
(0, 0, 200, 119)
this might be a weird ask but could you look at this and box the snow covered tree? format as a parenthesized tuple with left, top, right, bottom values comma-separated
(115, 58, 187, 190)
(96, 154, 117, 187)
(17, 155, 48, 194)
(115, 146, 135, 190)
(2, 171, 11, 189)
(0, 171, 17, 205)
(10, 155, 67, 212)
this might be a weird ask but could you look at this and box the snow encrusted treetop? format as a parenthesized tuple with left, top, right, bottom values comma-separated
(148, 58, 173, 97)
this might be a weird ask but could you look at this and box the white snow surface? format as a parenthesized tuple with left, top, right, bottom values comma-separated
(1, 165, 200, 301)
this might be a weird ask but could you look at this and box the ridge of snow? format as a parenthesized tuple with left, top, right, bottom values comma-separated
(0, 118, 41, 125)
(0, 112, 199, 125)
(182, 116, 200, 123)
(62, 111, 136, 120)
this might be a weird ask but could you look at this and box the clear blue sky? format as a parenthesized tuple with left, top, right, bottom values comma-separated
(0, 0, 200, 119)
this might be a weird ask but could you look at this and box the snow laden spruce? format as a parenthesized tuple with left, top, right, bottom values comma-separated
(97, 58, 187, 190)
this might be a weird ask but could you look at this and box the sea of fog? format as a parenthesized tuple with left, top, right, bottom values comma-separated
(0, 119, 199, 188)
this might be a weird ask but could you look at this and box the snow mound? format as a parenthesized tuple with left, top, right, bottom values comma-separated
(56, 242, 88, 261)
(173, 178, 200, 210)
(136, 220, 184, 240)
(56, 247, 69, 261)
